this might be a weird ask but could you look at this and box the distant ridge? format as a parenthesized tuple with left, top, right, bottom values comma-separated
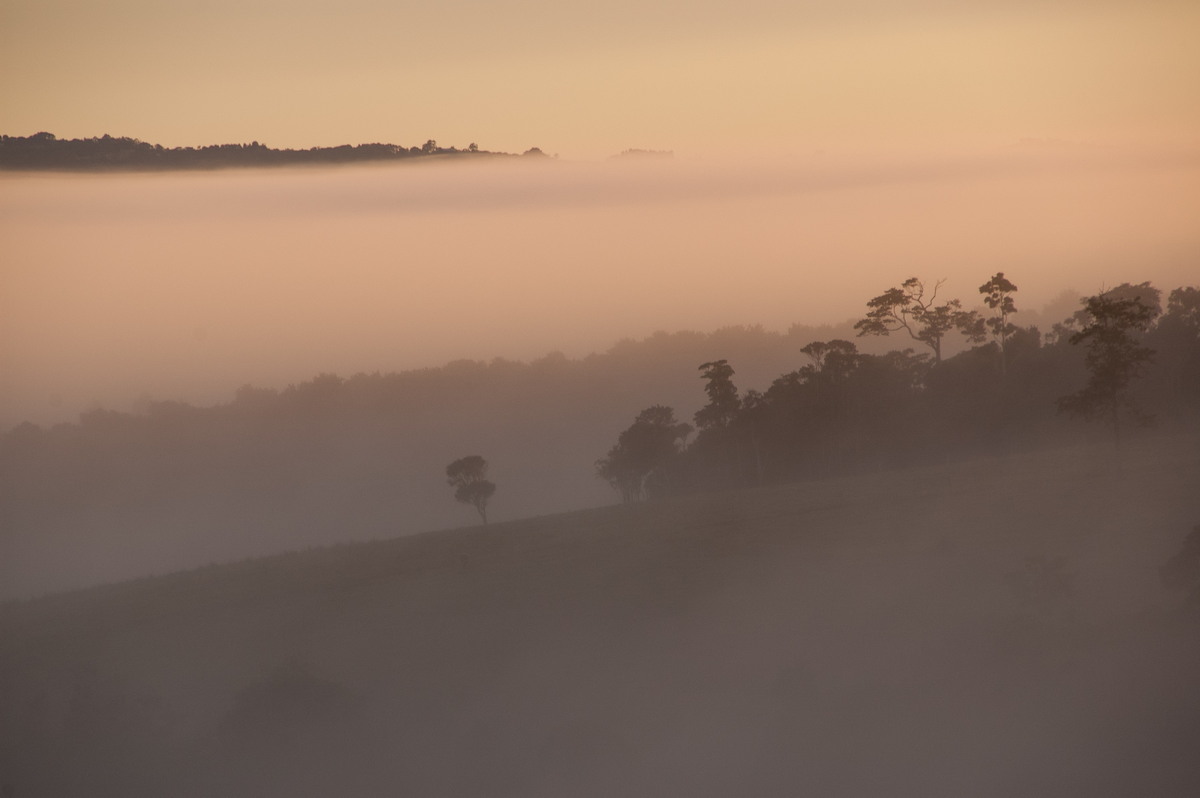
(0, 132, 550, 171)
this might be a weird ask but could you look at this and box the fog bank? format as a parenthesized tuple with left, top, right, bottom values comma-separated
(3, 148, 1198, 428)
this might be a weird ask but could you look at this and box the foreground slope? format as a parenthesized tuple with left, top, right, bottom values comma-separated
(2, 434, 1199, 797)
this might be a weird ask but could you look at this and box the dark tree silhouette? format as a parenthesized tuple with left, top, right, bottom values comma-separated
(692, 359, 751, 486)
(855, 277, 985, 361)
(1058, 281, 1161, 338)
(798, 339, 860, 385)
(1057, 291, 1158, 448)
(694, 360, 741, 431)
(595, 406, 692, 502)
(445, 456, 496, 524)
(1164, 286, 1200, 332)
(979, 272, 1019, 374)
(1148, 287, 1200, 408)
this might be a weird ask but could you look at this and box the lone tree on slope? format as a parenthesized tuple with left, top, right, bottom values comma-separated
(446, 456, 496, 525)
(596, 405, 692, 502)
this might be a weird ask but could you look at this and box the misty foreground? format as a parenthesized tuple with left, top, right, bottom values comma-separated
(2, 435, 1198, 797)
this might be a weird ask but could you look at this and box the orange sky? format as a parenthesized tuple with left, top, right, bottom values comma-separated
(2, 1, 1198, 158)
(3, 1, 1200, 429)
(3, 151, 1199, 427)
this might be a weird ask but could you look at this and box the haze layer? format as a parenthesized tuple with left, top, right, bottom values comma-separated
(3, 151, 1199, 428)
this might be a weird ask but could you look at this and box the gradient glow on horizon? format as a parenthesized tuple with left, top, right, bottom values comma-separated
(2, 0, 1200, 429)
(3, 150, 1199, 428)
(2, 1, 1199, 158)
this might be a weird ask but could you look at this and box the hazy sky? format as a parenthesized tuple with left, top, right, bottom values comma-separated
(3, 0, 1200, 429)
(2, 1, 1198, 157)
(4, 150, 1199, 428)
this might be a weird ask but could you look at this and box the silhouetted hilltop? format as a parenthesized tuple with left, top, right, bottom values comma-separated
(0, 132, 544, 171)
(2, 282, 1198, 600)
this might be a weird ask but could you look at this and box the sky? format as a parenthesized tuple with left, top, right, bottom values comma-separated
(2, 1, 1199, 158)
(2, 0, 1200, 429)
(3, 151, 1199, 429)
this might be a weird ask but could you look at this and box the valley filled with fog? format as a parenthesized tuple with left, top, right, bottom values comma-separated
(4, 151, 1200, 597)
(5, 0, 1199, 794)
(3, 435, 1199, 797)
(4, 149, 1198, 429)
(3, 151, 1199, 797)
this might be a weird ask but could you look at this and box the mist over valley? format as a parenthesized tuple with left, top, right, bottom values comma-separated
(3, 435, 1198, 796)
(3, 146, 1199, 797)
(5, 148, 1198, 428)
(6, 0, 1200, 792)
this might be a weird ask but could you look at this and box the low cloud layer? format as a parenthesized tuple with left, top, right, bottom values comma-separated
(3, 149, 1198, 428)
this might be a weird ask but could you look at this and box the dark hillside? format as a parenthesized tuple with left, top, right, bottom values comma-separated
(0, 324, 892, 599)
(4, 280, 1197, 600)
(3, 434, 1198, 797)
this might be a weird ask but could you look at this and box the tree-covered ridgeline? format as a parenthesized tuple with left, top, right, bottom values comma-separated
(1, 276, 1197, 597)
(0, 132, 550, 171)
(598, 279, 1200, 500)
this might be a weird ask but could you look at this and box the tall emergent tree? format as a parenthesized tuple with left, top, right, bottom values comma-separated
(595, 406, 692, 502)
(979, 272, 1019, 373)
(445, 455, 496, 524)
(692, 359, 749, 484)
(855, 277, 985, 362)
(1057, 291, 1158, 448)
(694, 360, 741, 430)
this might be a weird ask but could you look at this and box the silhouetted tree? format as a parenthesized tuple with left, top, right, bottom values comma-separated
(595, 406, 692, 501)
(737, 388, 768, 485)
(1163, 286, 1200, 332)
(1057, 290, 1158, 448)
(979, 272, 1019, 374)
(1058, 281, 1162, 339)
(1148, 287, 1200, 411)
(694, 360, 741, 431)
(1102, 281, 1163, 317)
(446, 456, 496, 524)
(691, 359, 756, 486)
(798, 339, 860, 385)
(855, 277, 985, 361)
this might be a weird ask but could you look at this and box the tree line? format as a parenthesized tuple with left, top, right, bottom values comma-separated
(0, 132, 550, 171)
(595, 277, 1200, 502)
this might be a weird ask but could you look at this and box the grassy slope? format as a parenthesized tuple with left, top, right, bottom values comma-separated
(2, 433, 1199, 797)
